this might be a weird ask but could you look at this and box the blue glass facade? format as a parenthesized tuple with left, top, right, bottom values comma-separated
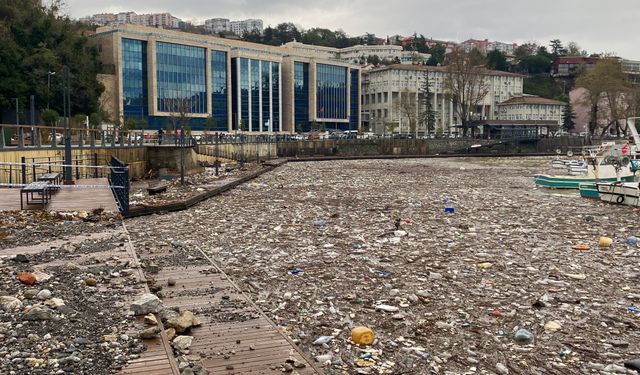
(231, 58, 280, 132)
(349, 69, 359, 131)
(156, 42, 207, 115)
(211, 50, 228, 130)
(294, 62, 309, 131)
(122, 38, 148, 121)
(272, 62, 280, 132)
(316, 64, 347, 120)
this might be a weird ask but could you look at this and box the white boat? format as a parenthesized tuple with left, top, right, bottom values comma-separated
(596, 181, 640, 206)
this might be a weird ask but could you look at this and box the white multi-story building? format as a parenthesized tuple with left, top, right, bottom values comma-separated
(80, 12, 181, 29)
(460, 39, 518, 56)
(362, 64, 525, 135)
(230, 19, 263, 36)
(497, 96, 565, 125)
(283, 42, 430, 66)
(204, 18, 231, 33)
(487, 41, 517, 56)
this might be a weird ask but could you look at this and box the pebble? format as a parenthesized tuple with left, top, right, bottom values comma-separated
(36, 289, 52, 300)
(18, 272, 37, 286)
(514, 329, 534, 345)
(167, 277, 177, 286)
(85, 277, 97, 287)
(0, 296, 23, 311)
(495, 362, 509, 374)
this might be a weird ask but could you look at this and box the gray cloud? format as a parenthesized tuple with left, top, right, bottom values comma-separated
(61, 0, 640, 59)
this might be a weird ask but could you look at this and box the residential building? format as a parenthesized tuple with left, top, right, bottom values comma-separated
(361, 64, 524, 135)
(552, 56, 599, 76)
(91, 24, 360, 133)
(283, 42, 430, 66)
(81, 12, 181, 29)
(496, 95, 566, 125)
(204, 18, 230, 34)
(460, 39, 517, 56)
(425, 39, 457, 54)
(230, 19, 263, 36)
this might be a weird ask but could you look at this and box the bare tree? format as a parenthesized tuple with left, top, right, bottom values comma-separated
(576, 57, 639, 136)
(444, 48, 490, 137)
(162, 95, 194, 134)
(395, 89, 418, 136)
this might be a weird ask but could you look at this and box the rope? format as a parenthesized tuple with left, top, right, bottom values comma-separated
(0, 161, 127, 170)
(0, 183, 126, 189)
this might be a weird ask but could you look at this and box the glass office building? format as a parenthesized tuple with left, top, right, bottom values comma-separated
(211, 50, 228, 131)
(231, 57, 281, 132)
(316, 63, 348, 120)
(349, 69, 359, 131)
(156, 42, 207, 115)
(122, 38, 148, 121)
(294, 62, 310, 131)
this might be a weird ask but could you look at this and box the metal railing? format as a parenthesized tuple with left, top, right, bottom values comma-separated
(107, 156, 129, 216)
(0, 153, 102, 187)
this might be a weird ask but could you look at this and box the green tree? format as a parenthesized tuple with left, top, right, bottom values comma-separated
(385, 121, 398, 134)
(517, 54, 552, 74)
(562, 103, 576, 133)
(124, 117, 137, 131)
(88, 112, 101, 129)
(41, 108, 59, 126)
(367, 55, 381, 65)
(0, 0, 104, 118)
(549, 39, 565, 56)
(426, 44, 446, 66)
(486, 50, 509, 71)
(419, 77, 436, 133)
(295, 123, 303, 134)
(514, 43, 538, 61)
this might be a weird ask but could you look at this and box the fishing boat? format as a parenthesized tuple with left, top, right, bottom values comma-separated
(596, 181, 640, 206)
(578, 182, 600, 199)
(534, 143, 635, 189)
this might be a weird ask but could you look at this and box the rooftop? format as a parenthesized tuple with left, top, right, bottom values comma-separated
(366, 64, 526, 77)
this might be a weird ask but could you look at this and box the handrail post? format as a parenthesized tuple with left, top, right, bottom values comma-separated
(79, 130, 84, 148)
(35, 128, 42, 147)
(18, 127, 25, 148)
(0, 125, 4, 149)
(90, 129, 95, 148)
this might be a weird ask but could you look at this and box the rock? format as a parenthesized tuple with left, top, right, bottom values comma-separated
(192, 364, 209, 375)
(0, 296, 23, 311)
(415, 290, 430, 298)
(477, 262, 493, 269)
(144, 313, 158, 326)
(36, 289, 52, 300)
(610, 340, 629, 348)
(514, 329, 534, 345)
(166, 311, 200, 333)
(172, 335, 193, 353)
(565, 273, 586, 280)
(14, 254, 29, 263)
(131, 293, 163, 315)
(102, 334, 118, 342)
(139, 327, 161, 339)
(45, 298, 65, 309)
(375, 304, 399, 312)
(392, 313, 405, 320)
(18, 272, 37, 286)
(165, 328, 177, 341)
(315, 354, 333, 363)
(544, 320, 562, 332)
(85, 277, 97, 287)
(181, 368, 194, 375)
(23, 306, 54, 321)
(32, 271, 51, 283)
(495, 362, 509, 374)
(435, 321, 453, 329)
(23, 289, 38, 299)
(313, 336, 333, 345)
(167, 277, 177, 286)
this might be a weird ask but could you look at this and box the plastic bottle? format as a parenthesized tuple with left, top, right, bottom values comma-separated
(444, 196, 455, 213)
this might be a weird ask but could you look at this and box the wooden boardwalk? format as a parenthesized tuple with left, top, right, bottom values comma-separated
(0, 178, 118, 212)
(133, 247, 322, 374)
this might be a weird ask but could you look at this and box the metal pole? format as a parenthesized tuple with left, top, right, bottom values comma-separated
(63, 66, 72, 184)
(215, 132, 219, 176)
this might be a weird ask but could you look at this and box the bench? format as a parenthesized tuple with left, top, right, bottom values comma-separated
(38, 173, 61, 191)
(20, 181, 53, 210)
(147, 182, 168, 195)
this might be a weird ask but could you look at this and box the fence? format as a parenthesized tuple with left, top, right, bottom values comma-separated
(107, 156, 130, 216)
(0, 153, 104, 187)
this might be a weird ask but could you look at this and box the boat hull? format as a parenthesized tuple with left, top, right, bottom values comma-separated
(596, 182, 640, 206)
(534, 174, 635, 189)
(578, 183, 600, 199)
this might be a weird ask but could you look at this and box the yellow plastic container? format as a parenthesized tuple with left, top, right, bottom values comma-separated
(599, 237, 613, 248)
(351, 326, 375, 345)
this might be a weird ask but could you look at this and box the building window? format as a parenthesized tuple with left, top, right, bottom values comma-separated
(294, 61, 309, 131)
(156, 41, 207, 116)
(122, 38, 148, 121)
(211, 50, 227, 130)
(316, 63, 347, 120)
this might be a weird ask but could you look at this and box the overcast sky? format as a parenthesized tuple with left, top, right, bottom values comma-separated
(61, 0, 640, 60)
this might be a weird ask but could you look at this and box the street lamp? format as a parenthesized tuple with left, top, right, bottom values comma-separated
(47, 71, 56, 109)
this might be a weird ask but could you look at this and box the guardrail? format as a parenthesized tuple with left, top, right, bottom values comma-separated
(107, 156, 130, 216)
